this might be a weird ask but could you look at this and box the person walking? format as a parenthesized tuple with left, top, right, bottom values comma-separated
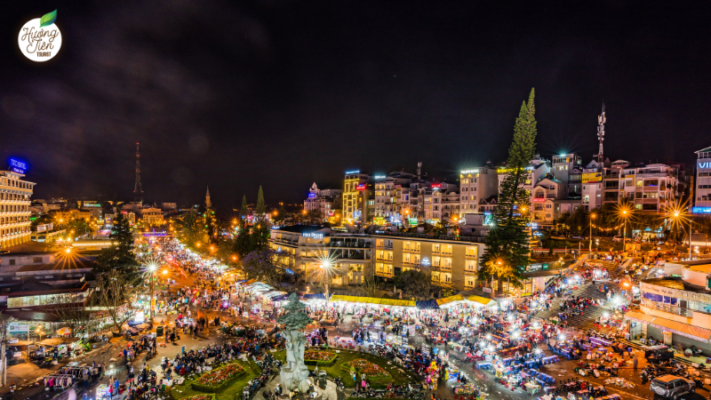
(633, 355, 638, 369)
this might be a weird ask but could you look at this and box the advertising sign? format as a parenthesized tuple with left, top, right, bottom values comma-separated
(582, 172, 602, 184)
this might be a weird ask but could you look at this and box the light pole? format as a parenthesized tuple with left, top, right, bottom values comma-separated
(321, 261, 331, 300)
(622, 210, 628, 253)
(148, 263, 157, 320)
(589, 213, 596, 255)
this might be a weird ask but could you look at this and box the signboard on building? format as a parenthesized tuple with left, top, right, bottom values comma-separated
(582, 172, 602, 184)
(37, 223, 54, 232)
(8, 158, 27, 174)
(8, 322, 29, 333)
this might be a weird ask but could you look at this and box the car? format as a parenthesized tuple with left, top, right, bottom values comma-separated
(650, 375, 695, 398)
(612, 235, 623, 242)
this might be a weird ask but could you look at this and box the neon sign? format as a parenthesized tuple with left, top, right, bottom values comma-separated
(532, 198, 545, 202)
(699, 163, 711, 169)
(9, 158, 27, 174)
(374, 175, 386, 179)
(421, 257, 431, 266)
(357, 184, 366, 191)
(693, 207, 711, 214)
(345, 170, 360, 174)
(460, 169, 479, 174)
(303, 232, 324, 239)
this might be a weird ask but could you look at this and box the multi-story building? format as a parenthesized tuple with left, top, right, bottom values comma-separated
(304, 183, 342, 222)
(581, 160, 604, 211)
(342, 170, 372, 223)
(497, 155, 551, 203)
(373, 172, 415, 225)
(625, 259, 711, 353)
(423, 183, 458, 223)
(141, 207, 164, 226)
(601, 160, 629, 205)
(551, 152, 583, 196)
(0, 169, 35, 249)
(459, 166, 499, 216)
(620, 163, 678, 212)
(373, 233, 486, 291)
(694, 146, 711, 213)
(269, 226, 373, 286)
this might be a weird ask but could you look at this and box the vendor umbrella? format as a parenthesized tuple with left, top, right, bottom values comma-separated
(56, 327, 71, 336)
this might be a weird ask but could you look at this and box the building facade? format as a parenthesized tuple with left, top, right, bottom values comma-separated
(142, 207, 164, 226)
(304, 183, 342, 221)
(460, 167, 499, 216)
(342, 171, 372, 223)
(694, 146, 711, 212)
(0, 170, 35, 249)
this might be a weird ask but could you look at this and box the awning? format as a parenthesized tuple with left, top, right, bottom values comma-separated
(302, 293, 327, 300)
(330, 295, 416, 307)
(624, 311, 655, 324)
(416, 300, 439, 310)
(649, 316, 711, 343)
(436, 295, 464, 306)
(467, 295, 496, 307)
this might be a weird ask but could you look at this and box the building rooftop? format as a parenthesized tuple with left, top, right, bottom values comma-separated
(0, 241, 54, 256)
(642, 278, 707, 294)
(16, 259, 94, 273)
(274, 225, 329, 234)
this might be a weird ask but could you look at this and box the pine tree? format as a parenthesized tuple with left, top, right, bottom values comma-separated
(240, 195, 248, 219)
(256, 186, 266, 215)
(479, 88, 537, 296)
(95, 212, 139, 277)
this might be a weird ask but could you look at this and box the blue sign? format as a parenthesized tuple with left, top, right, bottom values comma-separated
(345, 170, 360, 174)
(421, 257, 431, 266)
(9, 158, 27, 174)
(693, 207, 711, 214)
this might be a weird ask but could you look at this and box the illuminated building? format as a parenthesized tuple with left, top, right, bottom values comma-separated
(141, 207, 165, 226)
(694, 146, 711, 212)
(374, 172, 415, 224)
(0, 164, 36, 249)
(304, 183, 342, 221)
(423, 182, 458, 223)
(459, 165, 499, 216)
(342, 170, 372, 223)
(603, 161, 679, 212)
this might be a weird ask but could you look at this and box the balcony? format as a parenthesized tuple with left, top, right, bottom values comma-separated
(464, 269, 477, 275)
(434, 280, 453, 288)
(433, 264, 452, 271)
(376, 270, 394, 278)
(642, 299, 693, 317)
(403, 248, 420, 253)
(465, 253, 478, 259)
(403, 259, 421, 266)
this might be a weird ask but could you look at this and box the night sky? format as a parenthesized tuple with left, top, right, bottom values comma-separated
(2, 1, 711, 212)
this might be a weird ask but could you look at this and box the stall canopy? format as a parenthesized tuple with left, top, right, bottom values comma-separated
(436, 294, 465, 307)
(416, 300, 439, 310)
(624, 311, 711, 343)
(467, 295, 497, 307)
(330, 295, 416, 307)
(302, 293, 327, 301)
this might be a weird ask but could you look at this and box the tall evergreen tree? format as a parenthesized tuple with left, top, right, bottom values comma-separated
(95, 212, 139, 277)
(479, 88, 537, 295)
(239, 195, 248, 219)
(256, 186, 266, 215)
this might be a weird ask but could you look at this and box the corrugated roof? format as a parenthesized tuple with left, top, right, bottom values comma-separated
(467, 295, 496, 306)
(330, 295, 415, 307)
(624, 310, 655, 323)
(436, 294, 464, 306)
(650, 315, 711, 343)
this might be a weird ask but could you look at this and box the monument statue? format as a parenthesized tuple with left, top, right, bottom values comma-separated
(277, 293, 313, 392)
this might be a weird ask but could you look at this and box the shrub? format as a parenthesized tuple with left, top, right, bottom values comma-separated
(191, 363, 245, 392)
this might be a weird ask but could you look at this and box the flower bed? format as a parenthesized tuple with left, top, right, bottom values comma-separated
(186, 395, 215, 400)
(191, 363, 245, 392)
(304, 351, 338, 366)
(340, 359, 391, 383)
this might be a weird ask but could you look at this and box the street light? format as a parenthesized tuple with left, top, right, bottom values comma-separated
(589, 213, 596, 254)
(321, 261, 331, 300)
(616, 203, 633, 253)
(147, 263, 157, 320)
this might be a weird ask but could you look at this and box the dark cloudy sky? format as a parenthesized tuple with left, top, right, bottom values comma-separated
(2, 1, 710, 211)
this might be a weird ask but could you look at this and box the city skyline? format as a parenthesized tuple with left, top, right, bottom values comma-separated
(2, 1, 711, 210)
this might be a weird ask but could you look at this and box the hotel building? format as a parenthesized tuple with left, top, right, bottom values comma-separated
(0, 170, 35, 249)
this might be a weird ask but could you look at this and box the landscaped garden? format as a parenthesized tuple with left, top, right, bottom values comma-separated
(192, 362, 246, 392)
(273, 349, 419, 388)
(304, 350, 338, 366)
(341, 359, 391, 384)
(169, 360, 260, 400)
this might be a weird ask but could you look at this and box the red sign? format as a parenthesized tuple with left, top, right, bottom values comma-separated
(357, 184, 366, 191)
(532, 198, 545, 202)
(431, 184, 441, 189)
